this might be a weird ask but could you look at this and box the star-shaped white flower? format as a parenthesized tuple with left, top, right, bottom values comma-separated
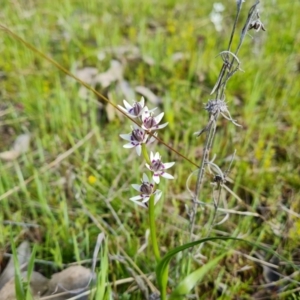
(141, 110, 168, 132)
(146, 152, 175, 184)
(130, 173, 162, 208)
(118, 97, 146, 118)
(120, 125, 157, 156)
(118, 97, 157, 119)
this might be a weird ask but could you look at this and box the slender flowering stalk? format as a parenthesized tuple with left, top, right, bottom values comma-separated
(119, 96, 175, 299)
(149, 194, 161, 262)
(141, 143, 151, 165)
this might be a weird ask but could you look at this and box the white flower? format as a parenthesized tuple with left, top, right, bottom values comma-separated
(141, 110, 168, 132)
(146, 152, 175, 184)
(118, 97, 157, 119)
(118, 97, 146, 118)
(130, 173, 162, 208)
(210, 3, 225, 32)
(120, 125, 157, 156)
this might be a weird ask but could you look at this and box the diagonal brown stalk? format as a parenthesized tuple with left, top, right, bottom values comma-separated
(0, 24, 198, 168)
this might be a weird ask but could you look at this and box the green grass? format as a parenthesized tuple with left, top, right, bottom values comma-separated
(1, 0, 300, 299)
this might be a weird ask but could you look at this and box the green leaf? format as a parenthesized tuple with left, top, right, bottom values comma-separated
(11, 242, 25, 300)
(169, 253, 226, 299)
(94, 234, 109, 300)
(26, 245, 36, 300)
(156, 236, 299, 297)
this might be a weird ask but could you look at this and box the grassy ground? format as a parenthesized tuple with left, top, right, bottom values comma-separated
(0, 0, 300, 299)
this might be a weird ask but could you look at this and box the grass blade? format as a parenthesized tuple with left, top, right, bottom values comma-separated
(169, 253, 226, 299)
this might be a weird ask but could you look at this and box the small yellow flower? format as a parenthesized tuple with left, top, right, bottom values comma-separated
(88, 175, 96, 184)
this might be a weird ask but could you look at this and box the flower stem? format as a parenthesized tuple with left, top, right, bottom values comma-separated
(141, 144, 151, 164)
(148, 195, 160, 263)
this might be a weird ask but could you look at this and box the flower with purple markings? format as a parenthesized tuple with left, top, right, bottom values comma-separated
(118, 97, 157, 119)
(146, 152, 175, 184)
(141, 110, 168, 132)
(118, 97, 146, 118)
(130, 173, 162, 208)
(120, 125, 157, 156)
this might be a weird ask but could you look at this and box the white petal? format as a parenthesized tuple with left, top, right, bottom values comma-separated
(130, 198, 147, 208)
(150, 151, 154, 161)
(157, 122, 168, 129)
(154, 190, 162, 204)
(153, 175, 160, 184)
(118, 105, 130, 114)
(163, 162, 175, 169)
(127, 113, 139, 118)
(145, 163, 151, 170)
(123, 143, 135, 148)
(154, 112, 164, 123)
(161, 173, 174, 180)
(120, 134, 132, 141)
(131, 184, 141, 192)
(123, 100, 132, 110)
(142, 196, 150, 203)
(154, 152, 160, 160)
(142, 173, 149, 182)
(130, 195, 143, 201)
(139, 97, 145, 107)
(135, 145, 142, 156)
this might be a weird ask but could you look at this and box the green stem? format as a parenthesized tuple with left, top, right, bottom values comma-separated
(149, 195, 166, 299)
(142, 144, 166, 297)
(160, 264, 168, 300)
(141, 144, 151, 164)
(149, 195, 160, 263)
